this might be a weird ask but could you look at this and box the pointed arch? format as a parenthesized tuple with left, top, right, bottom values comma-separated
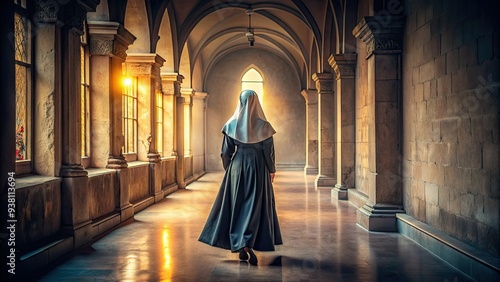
(241, 66, 264, 103)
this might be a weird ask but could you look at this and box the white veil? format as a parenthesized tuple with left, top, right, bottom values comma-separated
(221, 90, 276, 143)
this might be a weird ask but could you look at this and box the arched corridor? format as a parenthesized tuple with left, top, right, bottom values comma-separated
(1, 0, 499, 281)
(39, 172, 471, 281)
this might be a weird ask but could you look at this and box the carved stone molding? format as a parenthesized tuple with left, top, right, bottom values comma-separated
(328, 53, 357, 80)
(353, 16, 405, 58)
(161, 73, 184, 95)
(34, 0, 59, 23)
(34, 0, 98, 30)
(300, 89, 317, 105)
(87, 21, 136, 60)
(312, 73, 334, 94)
(89, 39, 113, 55)
(125, 53, 166, 77)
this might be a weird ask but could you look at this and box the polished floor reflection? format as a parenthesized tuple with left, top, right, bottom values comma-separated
(39, 172, 472, 281)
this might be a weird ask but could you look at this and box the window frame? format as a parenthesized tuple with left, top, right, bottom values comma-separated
(80, 22, 91, 168)
(122, 76, 138, 162)
(14, 0, 33, 175)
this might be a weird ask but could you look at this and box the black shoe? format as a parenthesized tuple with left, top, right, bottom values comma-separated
(239, 249, 249, 261)
(246, 248, 258, 265)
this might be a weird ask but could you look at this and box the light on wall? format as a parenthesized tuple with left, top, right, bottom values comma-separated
(245, 8, 254, 46)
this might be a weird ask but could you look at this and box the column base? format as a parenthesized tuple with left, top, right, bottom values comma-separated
(357, 203, 405, 232)
(315, 175, 336, 188)
(117, 203, 134, 221)
(332, 184, 348, 200)
(62, 219, 92, 249)
(304, 165, 318, 175)
(149, 162, 164, 202)
(107, 156, 128, 169)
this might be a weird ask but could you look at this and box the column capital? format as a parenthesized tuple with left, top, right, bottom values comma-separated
(161, 72, 184, 95)
(125, 53, 166, 76)
(87, 21, 136, 60)
(300, 89, 317, 105)
(181, 88, 195, 105)
(312, 73, 334, 94)
(328, 53, 357, 80)
(193, 91, 208, 100)
(353, 16, 405, 58)
(34, 0, 99, 29)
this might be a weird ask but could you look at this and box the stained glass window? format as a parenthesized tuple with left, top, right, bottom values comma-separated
(14, 5, 31, 162)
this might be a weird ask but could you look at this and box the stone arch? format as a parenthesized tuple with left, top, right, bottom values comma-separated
(241, 67, 265, 103)
(157, 8, 175, 72)
(179, 43, 191, 88)
(124, 0, 150, 52)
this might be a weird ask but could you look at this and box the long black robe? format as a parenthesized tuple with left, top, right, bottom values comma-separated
(198, 134, 282, 252)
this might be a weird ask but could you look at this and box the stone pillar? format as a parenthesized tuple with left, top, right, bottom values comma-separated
(125, 53, 165, 203)
(353, 16, 405, 231)
(192, 91, 208, 177)
(88, 21, 136, 221)
(181, 88, 194, 181)
(55, 0, 99, 248)
(313, 73, 336, 187)
(300, 90, 319, 175)
(33, 1, 62, 177)
(160, 73, 183, 157)
(329, 53, 357, 200)
(176, 93, 186, 188)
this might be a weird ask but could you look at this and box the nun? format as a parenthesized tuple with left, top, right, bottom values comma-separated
(198, 89, 282, 265)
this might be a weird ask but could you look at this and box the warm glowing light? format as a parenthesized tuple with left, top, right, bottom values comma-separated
(123, 76, 132, 87)
(242, 68, 264, 105)
(162, 227, 172, 280)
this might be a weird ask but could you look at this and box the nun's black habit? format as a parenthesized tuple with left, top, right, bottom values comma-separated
(198, 90, 283, 252)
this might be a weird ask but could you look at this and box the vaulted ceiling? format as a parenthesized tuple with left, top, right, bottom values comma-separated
(93, 0, 359, 89)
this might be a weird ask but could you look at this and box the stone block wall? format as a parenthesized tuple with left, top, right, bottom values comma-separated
(128, 164, 150, 204)
(88, 171, 118, 220)
(16, 177, 61, 251)
(402, 0, 500, 256)
(161, 157, 177, 188)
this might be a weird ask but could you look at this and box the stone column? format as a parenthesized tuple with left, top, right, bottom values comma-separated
(176, 93, 186, 188)
(181, 88, 194, 181)
(353, 16, 405, 231)
(192, 91, 208, 178)
(300, 90, 319, 175)
(55, 0, 99, 248)
(88, 21, 136, 221)
(313, 73, 336, 188)
(160, 73, 183, 157)
(125, 53, 165, 203)
(33, 1, 62, 177)
(329, 53, 357, 200)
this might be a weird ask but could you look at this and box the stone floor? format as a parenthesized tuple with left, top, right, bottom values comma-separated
(36, 171, 472, 281)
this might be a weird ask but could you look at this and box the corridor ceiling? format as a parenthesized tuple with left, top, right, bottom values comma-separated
(171, 0, 322, 86)
(117, 0, 351, 89)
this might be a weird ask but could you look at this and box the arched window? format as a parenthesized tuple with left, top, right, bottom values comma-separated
(241, 68, 263, 103)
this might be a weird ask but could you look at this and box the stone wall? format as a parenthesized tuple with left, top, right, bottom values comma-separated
(128, 164, 150, 204)
(205, 48, 305, 171)
(402, 0, 500, 256)
(88, 171, 118, 220)
(16, 177, 61, 251)
(161, 157, 177, 188)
